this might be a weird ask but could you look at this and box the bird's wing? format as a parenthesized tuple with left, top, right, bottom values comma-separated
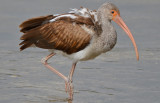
(19, 8, 98, 54)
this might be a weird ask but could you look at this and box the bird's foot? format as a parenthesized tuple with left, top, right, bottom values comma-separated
(65, 78, 74, 100)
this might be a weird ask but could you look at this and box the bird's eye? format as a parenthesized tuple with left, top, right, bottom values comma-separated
(111, 11, 114, 14)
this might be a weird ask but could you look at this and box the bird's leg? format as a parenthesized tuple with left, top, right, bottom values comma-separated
(41, 53, 68, 85)
(41, 53, 77, 100)
(65, 62, 77, 100)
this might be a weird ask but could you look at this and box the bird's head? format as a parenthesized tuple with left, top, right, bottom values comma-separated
(98, 2, 139, 61)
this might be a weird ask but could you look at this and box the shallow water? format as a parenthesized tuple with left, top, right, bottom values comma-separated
(0, 0, 160, 103)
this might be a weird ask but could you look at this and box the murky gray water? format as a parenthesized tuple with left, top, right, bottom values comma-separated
(0, 0, 160, 103)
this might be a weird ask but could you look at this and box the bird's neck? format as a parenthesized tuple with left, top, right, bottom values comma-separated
(96, 19, 117, 52)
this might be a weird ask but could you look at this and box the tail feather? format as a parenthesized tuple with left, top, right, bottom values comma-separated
(20, 27, 41, 40)
(19, 15, 54, 51)
(19, 15, 54, 33)
(19, 40, 33, 51)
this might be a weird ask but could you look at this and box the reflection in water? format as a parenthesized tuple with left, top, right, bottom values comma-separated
(48, 98, 70, 103)
(47, 96, 73, 103)
(68, 100, 72, 103)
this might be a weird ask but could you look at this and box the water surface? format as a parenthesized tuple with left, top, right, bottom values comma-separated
(0, 0, 160, 103)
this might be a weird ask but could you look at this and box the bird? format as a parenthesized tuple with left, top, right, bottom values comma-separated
(19, 2, 139, 100)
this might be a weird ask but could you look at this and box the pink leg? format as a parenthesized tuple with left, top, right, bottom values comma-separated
(41, 53, 77, 100)
(66, 63, 77, 100)
(41, 53, 68, 81)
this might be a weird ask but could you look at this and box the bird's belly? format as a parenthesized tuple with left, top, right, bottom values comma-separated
(66, 45, 103, 61)
(48, 44, 101, 62)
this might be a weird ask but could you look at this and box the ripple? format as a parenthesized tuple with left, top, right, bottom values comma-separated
(79, 89, 100, 94)
(5, 73, 21, 77)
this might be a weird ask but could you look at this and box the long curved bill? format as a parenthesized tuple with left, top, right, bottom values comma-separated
(113, 15, 139, 61)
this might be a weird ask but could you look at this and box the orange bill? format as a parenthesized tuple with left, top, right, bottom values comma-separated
(113, 15, 139, 61)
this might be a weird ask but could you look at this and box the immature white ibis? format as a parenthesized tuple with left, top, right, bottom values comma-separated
(19, 2, 139, 100)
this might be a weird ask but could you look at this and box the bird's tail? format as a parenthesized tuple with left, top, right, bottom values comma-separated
(19, 15, 54, 33)
(19, 15, 54, 51)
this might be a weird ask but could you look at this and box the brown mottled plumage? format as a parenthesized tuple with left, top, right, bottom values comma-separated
(19, 15, 95, 54)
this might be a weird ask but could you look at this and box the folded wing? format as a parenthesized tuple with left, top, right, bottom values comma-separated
(19, 9, 97, 54)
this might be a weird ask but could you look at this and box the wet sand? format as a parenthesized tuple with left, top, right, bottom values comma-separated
(0, 0, 160, 103)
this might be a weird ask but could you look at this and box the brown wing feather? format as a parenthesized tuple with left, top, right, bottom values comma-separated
(19, 15, 55, 33)
(19, 19, 93, 54)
